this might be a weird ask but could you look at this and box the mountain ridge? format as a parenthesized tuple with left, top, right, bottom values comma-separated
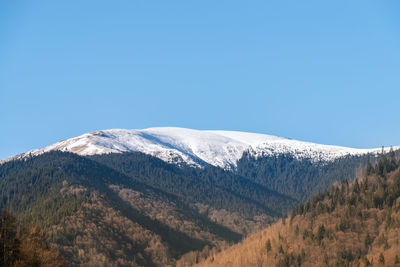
(2, 127, 396, 170)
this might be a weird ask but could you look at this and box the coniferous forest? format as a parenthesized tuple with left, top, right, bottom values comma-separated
(196, 150, 400, 266)
(0, 148, 394, 266)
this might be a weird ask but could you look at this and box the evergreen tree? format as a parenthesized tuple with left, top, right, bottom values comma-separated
(378, 253, 384, 264)
(366, 160, 374, 175)
(364, 233, 372, 248)
(353, 179, 360, 194)
(265, 239, 272, 253)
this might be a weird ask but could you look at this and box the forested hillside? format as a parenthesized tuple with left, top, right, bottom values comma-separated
(0, 148, 396, 266)
(89, 152, 296, 219)
(196, 150, 400, 266)
(0, 151, 293, 266)
(236, 151, 388, 201)
(0, 209, 65, 267)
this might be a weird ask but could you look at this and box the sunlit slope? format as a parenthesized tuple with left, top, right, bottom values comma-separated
(196, 152, 400, 267)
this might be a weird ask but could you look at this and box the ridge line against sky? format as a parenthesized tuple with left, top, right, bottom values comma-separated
(1, 0, 400, 159)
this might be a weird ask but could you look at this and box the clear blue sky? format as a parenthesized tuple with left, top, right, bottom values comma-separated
(1, 1, 400, 159)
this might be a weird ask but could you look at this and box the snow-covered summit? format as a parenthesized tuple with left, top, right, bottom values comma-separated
(2, 127, 396, 170)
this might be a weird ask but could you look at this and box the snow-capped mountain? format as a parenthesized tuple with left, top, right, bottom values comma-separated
(2, 127, 396, 170)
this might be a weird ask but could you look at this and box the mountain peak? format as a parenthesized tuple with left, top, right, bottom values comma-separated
(2, 127, 396, 169)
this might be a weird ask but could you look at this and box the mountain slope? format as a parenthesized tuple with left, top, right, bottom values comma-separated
(195, 153, 400, 267)
(236, 152, 378, 202)
(2, 128, 399, 266)
(2, 127, 394, 170)
(0, 151, 296, 266)
(89, 152, 296, 218)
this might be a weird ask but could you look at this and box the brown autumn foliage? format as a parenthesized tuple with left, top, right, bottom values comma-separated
(45, 182, 272, 266)
(15, 226, 66, 267)
(49, 191, 172, 266)
(0, 209, 65, 267)
(196, 156, 400, 267)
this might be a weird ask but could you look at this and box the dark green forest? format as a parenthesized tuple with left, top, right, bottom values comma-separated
(89, 152, 296, 217)
(236, 151, 393, 201)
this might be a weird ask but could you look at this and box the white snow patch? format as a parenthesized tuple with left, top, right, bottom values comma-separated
(1, 127, 398, 170)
